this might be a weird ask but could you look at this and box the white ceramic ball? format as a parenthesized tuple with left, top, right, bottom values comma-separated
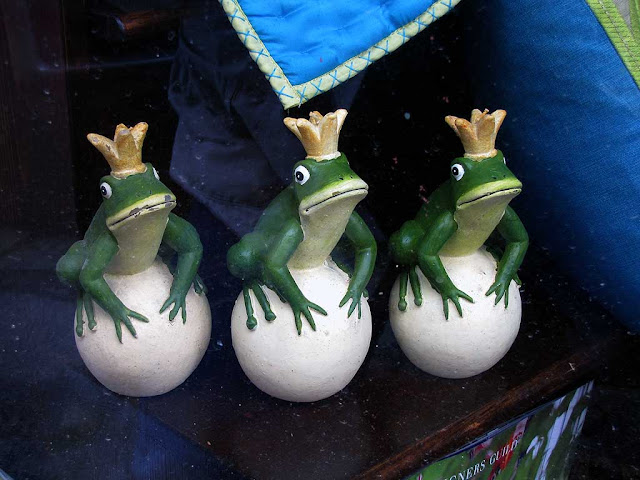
(75, 258, 211, 397)
(231, 262, 372, 402)
(390, 248, 521, 379)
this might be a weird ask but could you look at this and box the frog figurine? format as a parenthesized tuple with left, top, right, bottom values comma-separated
(228, 109, 377, 402)
(56, 122, 211, 397)
(389, 109, 529, 379)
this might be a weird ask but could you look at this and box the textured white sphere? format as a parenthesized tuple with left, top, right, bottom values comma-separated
(75, 258, 211, 397)
(231, 263, 372, 402)
(390, 248, 521, 379)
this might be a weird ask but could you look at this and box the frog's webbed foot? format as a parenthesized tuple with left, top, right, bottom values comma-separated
(242, 281, 276, 330)
(75, 291, 96, 337)
(397, 266, 423, 311)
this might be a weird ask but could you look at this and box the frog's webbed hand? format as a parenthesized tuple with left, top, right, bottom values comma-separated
(340, 212, 377, 318)
(417, 211, 473, 319)
(79, 233, 148, 342)
(485, 206, 529, 308)
(160, 214, 204, 323)
(396, 265, 423, 311)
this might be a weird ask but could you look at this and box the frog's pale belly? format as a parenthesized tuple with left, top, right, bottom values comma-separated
(107, 209, 171, 275)
(288, 194, 365, 270)
(440, 193, 515, 257)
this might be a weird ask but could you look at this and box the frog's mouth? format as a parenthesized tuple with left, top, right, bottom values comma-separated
(456, 180, 522, 210)
(299, 179, 369, 216)
(107, 193, 177, 229)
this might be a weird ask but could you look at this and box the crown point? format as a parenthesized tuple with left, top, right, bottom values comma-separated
(445, 108, 506, 161)
(87, 123, 148, 178)
(284, 109, 348, 161)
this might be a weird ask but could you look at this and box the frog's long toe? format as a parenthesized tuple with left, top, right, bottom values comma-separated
(83, 292, 96, 330)
(251, 282, 276, 322)
(397, 270, 409, 311)
(409, 267, 423, 306)
(75, 293, 85, 337)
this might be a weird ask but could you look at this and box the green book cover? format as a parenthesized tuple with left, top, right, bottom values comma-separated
(406, 382, 593, 480)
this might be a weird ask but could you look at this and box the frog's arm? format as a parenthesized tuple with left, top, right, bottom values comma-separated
(485, 206, 529, 307)
(79, 233, 149, 342)
(264, 219, 327, 335)
(339, 212, 377, 318)
(416, 211, 474, 319)
(159, 213, 204, 323)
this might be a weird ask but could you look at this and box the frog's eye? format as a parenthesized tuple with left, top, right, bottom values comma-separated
(451, 164, 465, 181)
(294, 165, 310, 185)
(153, 167, 160, 180)
(100, 182, 112, 199)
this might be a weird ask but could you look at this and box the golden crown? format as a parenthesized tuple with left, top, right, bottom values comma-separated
(284, 109, 348, 161)
(87, 122, 148, 178)
(445, 109, 506, 161)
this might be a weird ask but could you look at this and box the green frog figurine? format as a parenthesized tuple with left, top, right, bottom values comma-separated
(389, 109, 529, 318)
(56, 122, 206, 343)
(227, 109, 377, 335)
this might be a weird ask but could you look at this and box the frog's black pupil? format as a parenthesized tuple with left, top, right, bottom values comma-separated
(452, 167, 458, 176)
(296, 171, 304, 182)
(101, 186, 107, 195)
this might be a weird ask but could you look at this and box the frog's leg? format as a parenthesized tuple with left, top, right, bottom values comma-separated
(339, 212, 377, 318)
(80, 233, 149, 342)
(485, 242, 521, 286)
(158, 241, 207, 296)
(160, 214, 204, 323)
(57, 241, 94, 336)
(485, 206, 529, 307)
(56, 240, 86, 286)
(416, 211, 473, 319)
(331, 256, 369, 299)
(263, 219, 327, 335)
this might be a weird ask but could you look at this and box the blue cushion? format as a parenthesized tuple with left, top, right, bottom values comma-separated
(466, 0, 640, 329)
(220, 0, 461, 108)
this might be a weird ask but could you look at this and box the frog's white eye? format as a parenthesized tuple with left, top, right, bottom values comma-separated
(294, 165, 310, 185)
(99, 182, 112, 199)
(451, 164, 465, 181)
(153, 167, 160, 180)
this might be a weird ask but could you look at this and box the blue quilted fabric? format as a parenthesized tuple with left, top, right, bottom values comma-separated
(238, 0, 437, 85)
(466, 0, 640, 329)
(221, 0, 460, 107)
